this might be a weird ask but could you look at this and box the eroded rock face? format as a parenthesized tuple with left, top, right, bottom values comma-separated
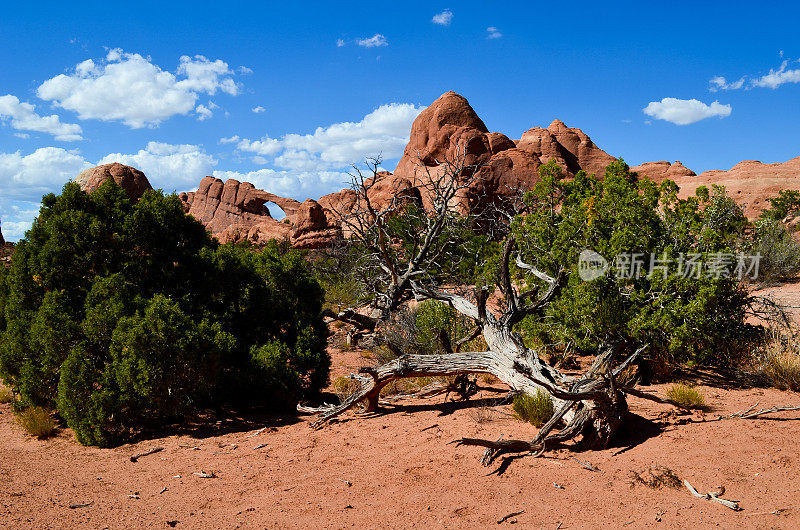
(74, 162, 152, 201)
(166, 90, 799, 247)
(630, 161, 696, 182)
(181, 177, 305, 237)
(663, 157, 800, 218)
(394, 92, 513, 179)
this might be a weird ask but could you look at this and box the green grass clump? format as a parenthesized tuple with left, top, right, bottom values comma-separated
(666, 383, 705, 409)
(16, 406, 57, 439)
(512, 389, 554, 427)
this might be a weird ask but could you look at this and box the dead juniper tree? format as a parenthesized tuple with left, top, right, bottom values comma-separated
(303, 233, 666, 462)
(321, 144, 490, 332)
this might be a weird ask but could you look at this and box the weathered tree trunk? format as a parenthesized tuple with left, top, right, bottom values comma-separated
(303, 240, 640, 462)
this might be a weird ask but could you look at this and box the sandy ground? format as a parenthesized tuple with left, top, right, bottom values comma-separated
(2, 344, 800, 529)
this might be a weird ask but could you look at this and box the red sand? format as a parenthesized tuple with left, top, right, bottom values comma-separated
(2, 345, 800, 529)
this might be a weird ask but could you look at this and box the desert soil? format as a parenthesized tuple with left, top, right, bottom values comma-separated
(2, 343, 799, 529)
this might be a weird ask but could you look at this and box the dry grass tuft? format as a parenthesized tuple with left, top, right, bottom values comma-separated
(0, 384, 13, 404)
(629, 465, 682, 489)
(16, 406, 57, 439)
(759, 335, 800, 391)
(467, 402, 494, 424)
(331, 376, 361, 403)
(666, 383, 705, 409)
(512, 389, 554, 427)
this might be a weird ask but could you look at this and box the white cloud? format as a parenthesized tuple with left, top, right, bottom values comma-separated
(235, 102, 424, 171)
(0, 94, 83, 141)
(238, 66, 253, 75)
(219, 135, 240, 144)
(486, 26, 502, 39)
(710, 58, 800, 91)
(336, 38, 346, 47)
(751, 59, 800, 89)
(642, 98, 731, 125)
(212, 168, 350, 200)
(98, 141, 217, 190)
(36, 49, 240, 128)
(357, 34, 388, 48)
(196, 104, 213, 121)
(252, 106, 266, 113)
(236, 137, 283, 157)
(0, 147, 91, 202)
(432, 9, 453, 26)
(14, 133, 30, 139)
(175, 54, 239, 96)
(709, 75, 746, 92)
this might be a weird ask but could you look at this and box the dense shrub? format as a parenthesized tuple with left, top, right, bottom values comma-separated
(0, 181, 329, 445)
(515, 160, 757, 366)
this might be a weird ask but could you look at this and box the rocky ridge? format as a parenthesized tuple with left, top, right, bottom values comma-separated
(68, 92, 799, 248)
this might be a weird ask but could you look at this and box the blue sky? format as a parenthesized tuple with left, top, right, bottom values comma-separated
(1, 0, 799, 240)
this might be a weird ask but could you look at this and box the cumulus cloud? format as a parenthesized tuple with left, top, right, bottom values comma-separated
(98, 141, 217, 190)
(0, 147, 91, 200)
(219, 135, 240, 144)
(236, 137, 283, 157)
(235, 102, 423, 170)
(432, 9, 453, 26)
(36, 49, 240, 128)
(0, 94, 83, 141)
(642, 98, 731, 125)
(357, 34, 388, 48)
(252, 106, 266, 113)
(212, 168, 349, 200)
(486, 27, 502, 39)
(196, 104, 213, 121)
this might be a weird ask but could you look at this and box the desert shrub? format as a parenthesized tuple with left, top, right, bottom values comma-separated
(747, 218, 800, 282)
(760, 189, 800, 222)
(0, 383, 12, 403)
(380, 301, 487, 360)
(758, 334, 800, 391)
(16, 406, 57, 438)
(0, 181, 329, 445)
(515, 160, 757, 367)
(665, 383, 705, 409)
(512, 388, 554, 427)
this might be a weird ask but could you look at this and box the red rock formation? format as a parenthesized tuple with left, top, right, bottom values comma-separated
(142, 90, 800, 248)
(665, 157, 800, 218)
(291, 199, 341, 249)
(393, 92, 513, 179)
(630, 161, 696, 182)
(182, 177, 303, 237)
(74, 162, 152, 201)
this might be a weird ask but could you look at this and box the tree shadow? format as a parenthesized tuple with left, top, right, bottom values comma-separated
(126, 406, 303, 446)
(607, 411, 665, 455)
